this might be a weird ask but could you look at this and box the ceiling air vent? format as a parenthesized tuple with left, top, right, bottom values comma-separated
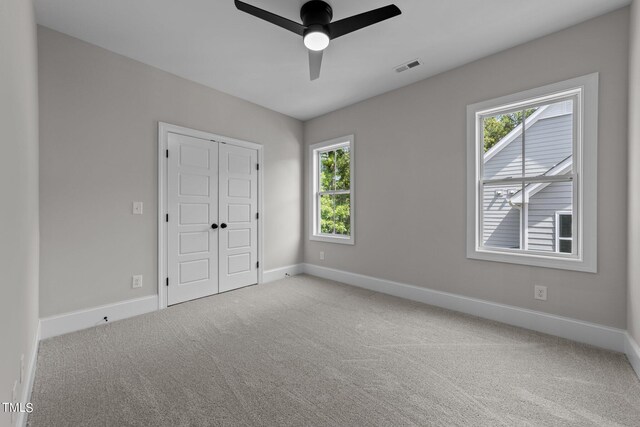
(395, 59, 421, 73)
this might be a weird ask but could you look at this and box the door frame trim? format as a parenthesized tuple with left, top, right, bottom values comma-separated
(157, 122, 264, 309)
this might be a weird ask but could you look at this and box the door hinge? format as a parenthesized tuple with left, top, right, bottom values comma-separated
(256, 212, 259, 219)
(256, 163, 260, 170)
(166, 213, 169, 222)
(256, 261, 259, 268)
(166, 277, 169, 287)
(166, 149, 169, 158)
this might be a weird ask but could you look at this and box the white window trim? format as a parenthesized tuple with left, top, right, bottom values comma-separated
(466, 73, 598, 273)
(309, 135, 355, 245)
(556, 211, 573, 254)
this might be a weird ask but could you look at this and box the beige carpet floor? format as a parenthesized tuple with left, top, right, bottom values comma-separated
(28, 275, 640, 426)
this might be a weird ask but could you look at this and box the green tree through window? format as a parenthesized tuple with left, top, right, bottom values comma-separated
(483, 109, 537, 152)
(319, 147, 351, 235)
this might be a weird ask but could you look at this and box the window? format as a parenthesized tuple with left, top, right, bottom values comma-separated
(309, 136, 354, 244)
(466, 74, 598, 272)
(556, 212, 572, 254)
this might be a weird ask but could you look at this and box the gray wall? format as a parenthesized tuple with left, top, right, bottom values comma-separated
(0, 0, 40, 425)
(38, 27, 304, 317)
(629, 0, 640, 344)
(304, 8, 629, 328)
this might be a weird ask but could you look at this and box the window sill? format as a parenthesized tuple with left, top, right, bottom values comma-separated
(310, 234, 355, 245)
(467, 247, 596, 273)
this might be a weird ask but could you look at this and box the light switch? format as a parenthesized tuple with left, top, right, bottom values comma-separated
(133, 202, 143, 215)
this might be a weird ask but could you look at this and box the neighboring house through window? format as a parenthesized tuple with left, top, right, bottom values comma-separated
(556, 212, 573, 254)
(309, 136, 354, 244)
(466, 74, 598, 272)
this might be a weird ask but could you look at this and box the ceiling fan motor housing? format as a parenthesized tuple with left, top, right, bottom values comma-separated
(301, 1, 333, 27)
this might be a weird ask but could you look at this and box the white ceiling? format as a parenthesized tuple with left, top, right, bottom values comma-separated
(34, 0, 630, 121)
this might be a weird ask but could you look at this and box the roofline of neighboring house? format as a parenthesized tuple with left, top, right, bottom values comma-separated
(483, 105, 550, 163)
(483, 100, 574, 163)
(509, 156, 573, 204)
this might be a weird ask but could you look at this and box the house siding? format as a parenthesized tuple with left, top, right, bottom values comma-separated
(482, 105, 573, 249)
(484, 106, 573, 180)
(523, 114, 573, 176)
(527, 181, 573, 252)
(483, 184, 521, 249)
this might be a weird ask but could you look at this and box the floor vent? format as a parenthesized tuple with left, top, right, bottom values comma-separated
(395, 59, 421, 73)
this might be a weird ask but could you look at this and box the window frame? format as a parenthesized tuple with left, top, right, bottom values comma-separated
(309, 135, 355, 245)
(466, 74, 598, 273)
(556, 211, 573, 254)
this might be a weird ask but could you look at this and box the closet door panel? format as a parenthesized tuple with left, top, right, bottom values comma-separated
(218, 144, 258, 292)
(167, 133, 219, 305)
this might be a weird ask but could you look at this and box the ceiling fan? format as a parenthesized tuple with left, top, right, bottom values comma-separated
(234, 0, 401, 80)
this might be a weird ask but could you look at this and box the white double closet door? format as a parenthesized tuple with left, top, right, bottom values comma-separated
(167, 133, 258, 306)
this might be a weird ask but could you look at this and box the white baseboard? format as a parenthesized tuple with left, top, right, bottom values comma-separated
(39, 264, 306, 341)
(263, 264, 304, 284)
(625, 332, 640, 380)
(40, 295, 159, 340)
(15, 321, 39, 427)
(32, 264, 639, 381)
(303, 263, 627, 353)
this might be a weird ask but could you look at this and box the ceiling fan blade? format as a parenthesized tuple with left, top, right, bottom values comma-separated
(234, 0, 305, 36)
(309, 50, 323, 81)
(328, 4, 401, 39)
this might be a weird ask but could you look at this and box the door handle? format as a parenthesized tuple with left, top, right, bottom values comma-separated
(211, 223, 218, 229)
(220, 223, 228, 229)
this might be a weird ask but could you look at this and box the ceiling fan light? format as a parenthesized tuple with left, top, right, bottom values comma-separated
(304, 30, 330, 51)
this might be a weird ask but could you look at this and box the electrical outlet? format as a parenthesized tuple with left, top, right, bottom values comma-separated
(132, 275, 143, 289)
(534, 285, 547, 301)
(320, 251, 325, 260)
(20, 354, 24, 384)
(132, 201, 143, 215)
